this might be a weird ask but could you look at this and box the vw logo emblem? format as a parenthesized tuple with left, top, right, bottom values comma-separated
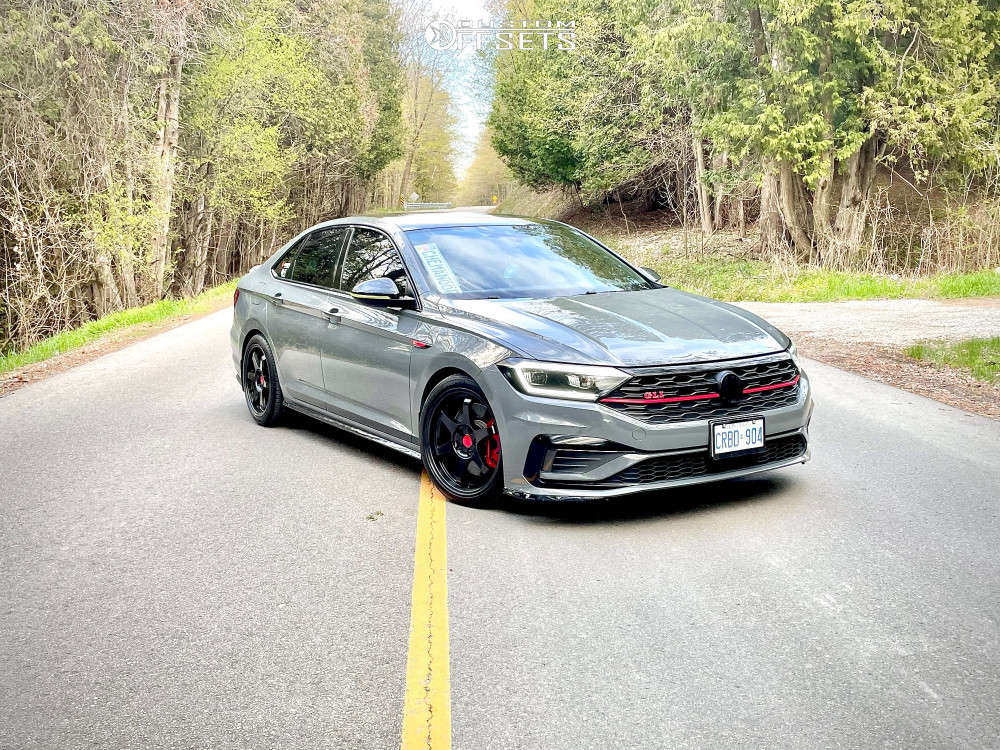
(716, 370, 743, 401)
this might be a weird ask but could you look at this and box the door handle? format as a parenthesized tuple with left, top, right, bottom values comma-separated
(272, 291, 284, 305)
(325, 306, 341, 323)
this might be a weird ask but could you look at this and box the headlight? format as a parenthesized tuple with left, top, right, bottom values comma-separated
(500, 360, 629, 401)
(788, 342, 804, 369)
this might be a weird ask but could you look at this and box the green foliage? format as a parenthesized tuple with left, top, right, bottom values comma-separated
(351, 0, 405, 179)
(0, 281, 237, 373)
(906, 337, 1000, 383)
(458, 128, 516, 205)
(657, 0, 997, 187)
(86, 181, 159, 270)
(180, 0, 405, 224)
(489, 0, 1000, 241)
(568, 0, 684, 198)
(1, 0, 410, 348)
(407, 76, 459, 202)
(489, 7, 585, 187)
(651, 255, 1000, 301)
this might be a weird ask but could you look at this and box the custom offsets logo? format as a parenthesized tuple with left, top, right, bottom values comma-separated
(424, 19, 576, 51)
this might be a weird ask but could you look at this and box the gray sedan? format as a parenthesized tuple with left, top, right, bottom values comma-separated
(231, 213, 813, 504)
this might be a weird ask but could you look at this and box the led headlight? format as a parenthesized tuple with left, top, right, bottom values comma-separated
(500, 360, 629, 401)
(788, 342, 803, 369)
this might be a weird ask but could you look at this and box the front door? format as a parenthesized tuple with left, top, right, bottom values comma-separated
(319, 227, 416, 443)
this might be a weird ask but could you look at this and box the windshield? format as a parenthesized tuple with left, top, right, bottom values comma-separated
(405, 223, 654, 299)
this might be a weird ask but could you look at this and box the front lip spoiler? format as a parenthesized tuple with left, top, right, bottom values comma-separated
(537, 426, 804, 484)
(507, 440, 810, 501)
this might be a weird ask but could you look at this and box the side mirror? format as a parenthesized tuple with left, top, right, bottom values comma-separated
(351, 277, 413, 307)
(640, 266, 661, 283)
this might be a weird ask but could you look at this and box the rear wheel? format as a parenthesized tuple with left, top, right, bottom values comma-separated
(420, 375, 503, 505)
(242, 334, 284, 426)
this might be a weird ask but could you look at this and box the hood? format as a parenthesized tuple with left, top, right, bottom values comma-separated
(442, 287, 789, 367)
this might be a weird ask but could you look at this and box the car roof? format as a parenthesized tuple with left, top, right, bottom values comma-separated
(320, 212, 540, 231)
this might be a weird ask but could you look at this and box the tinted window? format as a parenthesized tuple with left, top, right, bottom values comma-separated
(404, 224, 653, 299)
(289, 227, 348, 287)
(338, 228, 407, 293)
(271, 240, 302, 279)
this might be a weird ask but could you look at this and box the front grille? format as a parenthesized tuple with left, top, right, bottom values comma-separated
(601, 355, 800, 424)
(595, 433, 807, 488)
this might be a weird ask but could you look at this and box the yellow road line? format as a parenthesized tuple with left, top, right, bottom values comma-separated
(401, 473, 451, 749)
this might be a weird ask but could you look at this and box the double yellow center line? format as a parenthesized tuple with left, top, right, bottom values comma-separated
(400, 474, 451, 749)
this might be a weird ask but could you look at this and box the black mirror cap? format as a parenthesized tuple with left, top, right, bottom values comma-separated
(351, 276, 401, 302)
(640, 266, 661, 283)
(350, 277, 416, 308)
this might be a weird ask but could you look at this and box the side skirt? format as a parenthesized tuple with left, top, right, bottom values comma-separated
(284, 400, 422, 461)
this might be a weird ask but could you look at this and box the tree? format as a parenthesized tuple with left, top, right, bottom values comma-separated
(149, 0, 198, 297)
(457, 129, 515, 206)
(489, 29, 583, 189)
(0, 0, 407, 350)
(395, 0, 458, 204)
(659, 0, 997, 258)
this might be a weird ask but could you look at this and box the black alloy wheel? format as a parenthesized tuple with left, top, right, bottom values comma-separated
(242, 334, 284, 426)
(421, 374, 502, 505)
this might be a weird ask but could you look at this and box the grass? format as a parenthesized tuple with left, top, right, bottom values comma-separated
(905, 337, 1000, 384)
(0, 280, 237, 376)
(645, 256, 1000, 302)
(593, 226, 1000, 302)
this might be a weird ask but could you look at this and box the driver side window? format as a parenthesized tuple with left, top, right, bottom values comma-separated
(338, 228, 408, 294)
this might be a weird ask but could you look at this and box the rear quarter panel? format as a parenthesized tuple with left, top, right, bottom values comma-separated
(231, 267, 272, 378)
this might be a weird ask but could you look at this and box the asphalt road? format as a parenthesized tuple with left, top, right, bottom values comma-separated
(2, 308, 999, 749)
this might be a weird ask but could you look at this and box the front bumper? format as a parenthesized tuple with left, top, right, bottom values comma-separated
(479, 365, 813, 500)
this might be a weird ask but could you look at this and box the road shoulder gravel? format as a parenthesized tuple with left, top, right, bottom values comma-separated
(741, 297, 1000, 420)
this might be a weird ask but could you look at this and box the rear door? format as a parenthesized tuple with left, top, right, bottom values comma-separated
(264, 226, 348, 408)
(318, 226, 417, 442)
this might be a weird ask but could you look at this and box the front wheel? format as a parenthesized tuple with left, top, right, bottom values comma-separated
(420, 375, 503, 505)
(242, 334, 284, 426)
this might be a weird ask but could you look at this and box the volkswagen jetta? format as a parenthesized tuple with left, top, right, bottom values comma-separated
(231, 213, 813, 503)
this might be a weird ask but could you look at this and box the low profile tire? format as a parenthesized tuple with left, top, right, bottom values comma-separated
(242, 334, 284, 426)
(420, 374, 503, 505)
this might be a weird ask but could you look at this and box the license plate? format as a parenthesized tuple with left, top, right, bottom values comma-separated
(711, 417, 765, 457)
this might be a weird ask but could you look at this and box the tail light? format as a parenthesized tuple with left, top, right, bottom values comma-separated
(233, 288, 240, 306)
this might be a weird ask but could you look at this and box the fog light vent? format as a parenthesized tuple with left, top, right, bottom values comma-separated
(548, 435, 609, 447)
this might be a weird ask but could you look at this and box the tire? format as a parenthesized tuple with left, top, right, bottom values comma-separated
(420, 374, 503, 506)
(241, 334, 285, 426)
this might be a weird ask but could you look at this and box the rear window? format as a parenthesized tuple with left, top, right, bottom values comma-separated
(289, 227, 348, 288)
(271, 241, 301, 279)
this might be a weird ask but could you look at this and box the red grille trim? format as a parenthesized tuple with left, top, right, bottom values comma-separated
(741, 375, 800, 394)
(601, 392, 720, 405)
(600, 375, 800, 404)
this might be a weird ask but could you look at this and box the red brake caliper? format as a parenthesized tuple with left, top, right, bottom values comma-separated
(483, 418, 501, 468)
